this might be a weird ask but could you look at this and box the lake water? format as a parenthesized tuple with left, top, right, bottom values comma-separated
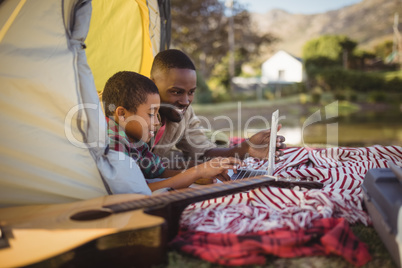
(195, 100, 401, 148)
(281, 107, 402, 147)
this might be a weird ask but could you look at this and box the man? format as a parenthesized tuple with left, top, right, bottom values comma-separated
(150, 49, 285, 166)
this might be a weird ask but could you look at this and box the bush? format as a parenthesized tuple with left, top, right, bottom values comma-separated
(194, 72, 213, 103)
(310, 86, 323, 104)
(385, 77, 402, 92)
(308, 68, 391, 93)
(367, 91, 387, 103)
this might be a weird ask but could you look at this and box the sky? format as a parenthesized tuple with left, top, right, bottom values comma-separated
(236, 0, 363, 14)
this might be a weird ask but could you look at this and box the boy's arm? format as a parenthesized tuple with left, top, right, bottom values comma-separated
(147, 167, 200, 191)
(159, 169, 182, 178)
(148, 157, 241, 192)
(159, 168, 215, 185)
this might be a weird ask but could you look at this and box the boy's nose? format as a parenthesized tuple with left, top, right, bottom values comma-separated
(153, 116, 160, 126)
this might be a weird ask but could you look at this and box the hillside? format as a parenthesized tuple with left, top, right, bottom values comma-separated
(251, 0, 402, 59)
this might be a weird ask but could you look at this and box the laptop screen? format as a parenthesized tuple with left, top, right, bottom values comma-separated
(267, 110, 279, 176)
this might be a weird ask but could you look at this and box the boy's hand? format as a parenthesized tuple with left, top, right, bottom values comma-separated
(195, 157, 242, 182)
(194, 178, 217, 185)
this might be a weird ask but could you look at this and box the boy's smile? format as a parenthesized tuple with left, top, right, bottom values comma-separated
(152, 68, 197, 123)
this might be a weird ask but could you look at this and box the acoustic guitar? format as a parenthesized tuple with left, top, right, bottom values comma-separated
(0, 176, 322, 268)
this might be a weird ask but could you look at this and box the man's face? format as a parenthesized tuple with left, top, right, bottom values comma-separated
(152, 68, 197, 123)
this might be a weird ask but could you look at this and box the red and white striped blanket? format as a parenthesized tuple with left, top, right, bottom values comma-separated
(180, 145, 402, 234)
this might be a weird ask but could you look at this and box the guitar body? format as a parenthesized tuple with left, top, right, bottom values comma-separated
(0, 194, 166, 268)
(0, 176, 323, 268)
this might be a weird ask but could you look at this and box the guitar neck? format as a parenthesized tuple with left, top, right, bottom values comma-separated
(103, 176, 275, 214)
(103, 176, 323, 215)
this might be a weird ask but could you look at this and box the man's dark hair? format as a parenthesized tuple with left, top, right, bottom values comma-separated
(150, 49, 195, 77)
(102, 71, 159, 117)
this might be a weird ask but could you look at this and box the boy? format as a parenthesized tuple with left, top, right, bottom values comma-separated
(102, 71, 241, 191)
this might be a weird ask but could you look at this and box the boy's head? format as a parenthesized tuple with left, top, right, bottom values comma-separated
(103, 71, 160, 143)
(150, 49, 197, 123)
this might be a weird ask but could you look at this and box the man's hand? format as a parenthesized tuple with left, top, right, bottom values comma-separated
(246, 124, 286, 161)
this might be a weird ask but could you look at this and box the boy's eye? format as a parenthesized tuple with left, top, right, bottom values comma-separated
(189, 90, 196, 95)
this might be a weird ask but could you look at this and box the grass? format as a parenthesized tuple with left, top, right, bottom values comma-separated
(192, 95, 301, 115)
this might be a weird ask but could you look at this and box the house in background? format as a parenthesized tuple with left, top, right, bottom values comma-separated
(261, 50, 305, 84)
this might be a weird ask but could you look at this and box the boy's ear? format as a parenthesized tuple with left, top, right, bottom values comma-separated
(114, 106, 126, 122)
(115, 106, 125, 116)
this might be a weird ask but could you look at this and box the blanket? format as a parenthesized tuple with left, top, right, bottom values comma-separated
(170, 145, 402, 266)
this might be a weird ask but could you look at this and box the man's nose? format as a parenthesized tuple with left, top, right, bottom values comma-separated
(178, 94, 190, 105)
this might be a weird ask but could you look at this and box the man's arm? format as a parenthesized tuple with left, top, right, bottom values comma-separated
(203, 125, 286, 160)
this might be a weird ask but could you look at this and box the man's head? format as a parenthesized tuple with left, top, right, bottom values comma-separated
(103, 71, 160, 143)
(150, 49, 197, 123)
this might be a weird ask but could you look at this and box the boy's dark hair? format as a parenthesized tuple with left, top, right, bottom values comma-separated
(102, 71, 159, 117)
(150, 49, 196, 77)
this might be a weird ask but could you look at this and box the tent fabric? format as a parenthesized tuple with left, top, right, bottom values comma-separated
(157, 0, 171, 51)
(86, 0, 164, 92)
(0, 0, 154, 206)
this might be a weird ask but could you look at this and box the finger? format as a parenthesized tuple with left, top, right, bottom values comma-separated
(277, 135, 285, 142)
(277, 143, 287, 149)
(275, 150, 284, 157)
(195, 178, 215, 185)
(219, 157, 242, 168)
(227, 157, 243, 166)
(276, 136, 286, 147)
(220, 163, 238, 170)
(215, 174, 227, 182)
(218, 172, 231, 182)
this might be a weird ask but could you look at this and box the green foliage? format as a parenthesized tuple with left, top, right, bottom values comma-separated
(385, 77, 402, 92)
(310, 68, 402, 93)
(374, 40, 394, 60)
(171, 0, 276, 80)
(368, 90, 388, 103)
(194, 72, 213, 104)
(311, 86, 323, 104)
(303, 35, 358, 75)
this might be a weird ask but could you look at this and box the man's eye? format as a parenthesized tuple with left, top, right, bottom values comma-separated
(189, 91, 195, 95)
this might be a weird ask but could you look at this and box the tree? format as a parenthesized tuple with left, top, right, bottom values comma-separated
(170, 0, 275, 81)
(374, 40, 394, 61)
(302, 35, 357, 73)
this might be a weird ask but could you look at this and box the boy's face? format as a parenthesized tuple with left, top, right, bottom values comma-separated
(152, 68, 196, 123)
(116, 93, 160, 143)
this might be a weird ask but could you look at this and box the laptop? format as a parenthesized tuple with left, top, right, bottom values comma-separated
(230, 110, 279, 180)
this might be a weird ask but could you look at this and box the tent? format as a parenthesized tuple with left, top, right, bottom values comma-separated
(0, 0, 170, 206)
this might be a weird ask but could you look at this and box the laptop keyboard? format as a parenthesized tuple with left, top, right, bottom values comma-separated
(230, 169, 268, 180)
